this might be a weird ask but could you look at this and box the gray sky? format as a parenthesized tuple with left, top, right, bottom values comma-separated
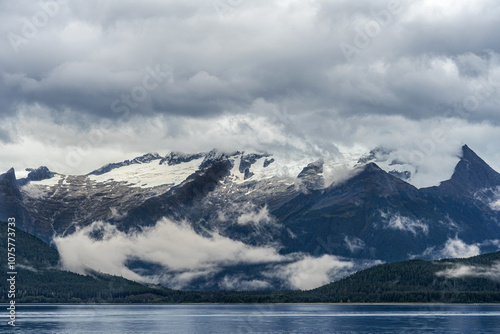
(2, 0, 500, 179)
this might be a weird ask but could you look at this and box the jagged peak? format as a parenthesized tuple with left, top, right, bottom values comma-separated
(160, 152, 205, 166)
(131, 153, 162, 163)
(298, 159, 324, 178)
(357, 147, 393, 164)
(6, 167, 15, 177)
(353, 162, 411, 185)
(441, 144, 500, 192)
(88, 149, 240, 175)
(461, 144, 478, 160)
(1, 168, 19, 188)
(26, 166, 55, 182)
(455, 145, 499, 177)
(200, 149, 232, 169)
(88, 152, 162, 176)
(239, 152, 268, 172)
(363, 162, 384, 172)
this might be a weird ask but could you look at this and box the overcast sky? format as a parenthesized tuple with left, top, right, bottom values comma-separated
(1, 0, 500, 179)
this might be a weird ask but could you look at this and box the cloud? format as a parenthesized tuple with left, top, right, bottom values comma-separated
(488, 187, 500, 211)
(490, 199, 500, 211)
(474, 186, 500, 211)
(5, 102, 500, 192)
(440, 238, 481, 258)
(236, 204, 272, 227)
(380, 211, 429, 236)
(344, 236, 365, 253)
(480, 239, 500, 249)
(1, 0, 500, 180)
(218, 275, 271, 291)
(0, 128, 12, 143)
(108, 207, 127, 220)
(438, 216, 461, 233)
(17, 264, 38, 273)
(421, 237, 481, 259)
(54, 218, 285, 287)
(152, 269, 221, 291)
(264, 254, 355, 290)
(213, 201, 282, 245)
(54, 217, 366, 290)
(436, 262, 500, 282)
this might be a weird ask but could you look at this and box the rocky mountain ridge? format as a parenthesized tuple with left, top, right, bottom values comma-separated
(1, 145, 499, 290)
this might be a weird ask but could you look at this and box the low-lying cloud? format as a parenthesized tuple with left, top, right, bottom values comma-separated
(344, 236, 366, 253)
(380, 211, 429, 236)
(214, 201, 282, 245)
(219, 275, 272, 291)
(54, 218, 361, 290)
(420, 237, 480, 259)
(264, 254, 355, 291)
(436, 262, 500, 282)
(235, 204, 272, 227)
(488, 187, 500, 211)
(417, 237, 500, 260)
(54, 218, 284, 286)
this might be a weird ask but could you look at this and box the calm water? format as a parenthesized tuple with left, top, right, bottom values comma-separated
(2, 304, 500, 333)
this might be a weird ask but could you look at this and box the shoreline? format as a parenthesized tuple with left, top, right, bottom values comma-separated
(6, 302, 500, 306)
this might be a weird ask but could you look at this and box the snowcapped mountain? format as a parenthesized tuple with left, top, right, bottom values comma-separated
(1, 145, 500, 290)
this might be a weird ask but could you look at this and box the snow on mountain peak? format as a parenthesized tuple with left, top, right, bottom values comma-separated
(88, 156, 205, 188)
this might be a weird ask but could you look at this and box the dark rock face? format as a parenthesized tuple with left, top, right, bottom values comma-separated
(297, 160, 324, 190)
(274, 162, 427, 261)
(0, 168, 44, 238)
(16, 166, 55, 187)
(239, 153, 269, 180)
(442, 145, 500, 193)
(199, 149, 234, 169)
(0, 169, 21, 219)
(263, 158, 275, 168)
(117, 158, 233, 230)
(160, 152, 204, 166)
(297, 160, 323, 178)
(0, 168, 20, 196)
(423, 145, 500, 207)
(26, 166, 55, 182)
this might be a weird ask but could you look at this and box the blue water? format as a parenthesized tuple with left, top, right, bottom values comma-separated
(2, 304, 500, 333)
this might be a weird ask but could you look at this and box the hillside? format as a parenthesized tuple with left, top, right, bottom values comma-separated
(2, 222, 499, 304)
(302, 251, 500, 303)
(169, 251, 500, 303)
(0, 221, 169, 303)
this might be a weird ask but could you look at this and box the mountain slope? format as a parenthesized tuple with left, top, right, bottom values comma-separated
(117, 156, 233, 230)
(274, 146, 500, 262)
(273, 163, 431, 260)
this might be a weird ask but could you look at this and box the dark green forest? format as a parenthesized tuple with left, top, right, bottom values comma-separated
(1, 221, 499, 304)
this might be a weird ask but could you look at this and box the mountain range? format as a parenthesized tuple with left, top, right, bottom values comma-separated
(1, 144, 499, 290)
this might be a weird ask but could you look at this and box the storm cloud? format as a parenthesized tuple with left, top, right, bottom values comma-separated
(1, 0, 500, 183)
